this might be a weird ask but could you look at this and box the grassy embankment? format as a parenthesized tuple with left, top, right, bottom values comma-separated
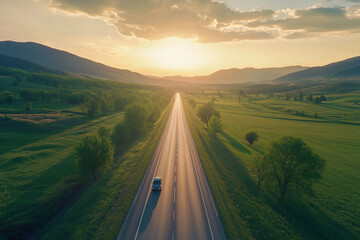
(0, 112, 122, 239)
(183, 92, 360, 239)
(37, 96, 174, 239)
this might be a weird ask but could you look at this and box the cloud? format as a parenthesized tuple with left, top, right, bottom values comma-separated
(49, 1, 360, 42)
(248, 7, 360, 33)
(50, 0, 274, 42)
(282, 31, 313, 39)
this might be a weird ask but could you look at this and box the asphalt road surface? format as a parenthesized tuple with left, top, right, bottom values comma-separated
(117, 93, 226, 240)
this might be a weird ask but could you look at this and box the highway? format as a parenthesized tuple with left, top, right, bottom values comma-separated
(117, 93, 226, 240)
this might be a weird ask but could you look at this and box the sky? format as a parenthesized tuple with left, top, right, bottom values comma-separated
(0, 0, 360, 76)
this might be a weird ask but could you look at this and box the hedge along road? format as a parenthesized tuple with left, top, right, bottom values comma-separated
(117, 93, 226, 240)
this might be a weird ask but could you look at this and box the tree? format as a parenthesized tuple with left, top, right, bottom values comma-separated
(286, 94, 290, 101)
(245, 132, 259, 146)
(299, 93, 304, 101)
(81, 93, 99, 118)
(308, 94, 313, 102)
(24, 102, 32, 112)
(249, 153, 266, 188)
(112, 122, 131, 145)
(125, 103, 148, 137)
(197, 102, 215, 127)
(146, 103, 161, 126)
(74, 134, 114, 181)
(314, 97, 321, 104)
(238, 89, 245, 102)
(209, 114, 222, 138)
(263, 136, 325, 203)
(81, 98, 99, 118)
(100, 96, 114, 114)
(319, 94, 327, 101)
(2, 91, 13, 103)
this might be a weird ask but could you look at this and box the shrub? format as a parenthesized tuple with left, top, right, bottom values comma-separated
(245, 132, 259, 146)
(24, 102, 32, 112)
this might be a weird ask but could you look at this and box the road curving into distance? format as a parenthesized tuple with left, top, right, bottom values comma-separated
(117, 93, 226, 240)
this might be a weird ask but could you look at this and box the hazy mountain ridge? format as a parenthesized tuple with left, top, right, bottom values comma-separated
(0, 41, 165, 85)
(162, 66, 308, 84)
(275, 56, 360, 82)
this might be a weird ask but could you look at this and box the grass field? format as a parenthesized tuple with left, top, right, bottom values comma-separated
(183, 92, 360, 239)
(0, 113, 124, 239)
(34, 96, 174, 239)
(0, 102, 84, 154)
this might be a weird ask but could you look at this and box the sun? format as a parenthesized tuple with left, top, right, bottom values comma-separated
(147, 38, 201, 72)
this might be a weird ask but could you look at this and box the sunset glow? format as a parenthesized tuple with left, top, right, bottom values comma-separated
(147, 38, 201, 71)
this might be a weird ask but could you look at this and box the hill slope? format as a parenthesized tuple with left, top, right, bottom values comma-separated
(163, 66, 307, 84)
(0, 54, 65, 75)
(275, 56, 360, 82)
(0, 41, 160, 84)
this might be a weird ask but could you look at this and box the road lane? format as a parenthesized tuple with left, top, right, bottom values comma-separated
(117, 93, 226, 240)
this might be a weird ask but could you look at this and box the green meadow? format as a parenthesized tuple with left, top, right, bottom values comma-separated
(183, 92, 360, 239)
(0, 113, 123, 239)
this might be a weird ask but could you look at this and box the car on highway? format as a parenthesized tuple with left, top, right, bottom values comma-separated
(152, 177, 162, 191)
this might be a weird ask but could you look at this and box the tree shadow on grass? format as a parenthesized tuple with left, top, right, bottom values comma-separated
(0, 155, 85, 240)
(280, 200, 358, 240)
(221, 132, 251, 155)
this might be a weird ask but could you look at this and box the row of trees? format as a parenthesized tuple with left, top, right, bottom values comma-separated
(18, 88, 114, 105)
(74, 96, 168, 181)
(282, 93, 327, 104)
(112, 101, 163, 145)
(16, 87, 168, 119)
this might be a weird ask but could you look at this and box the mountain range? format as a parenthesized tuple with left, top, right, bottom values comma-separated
(275, 56, 360, 82)
(162, 66, 307, 84)
(0, 41, 161, 85)
(0, 40, 359, 85)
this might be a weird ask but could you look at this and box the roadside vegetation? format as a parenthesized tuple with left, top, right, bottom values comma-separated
(0, 66, 172, 239)
(38, 96, 174, 240)
(183, 88, 360, 239)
